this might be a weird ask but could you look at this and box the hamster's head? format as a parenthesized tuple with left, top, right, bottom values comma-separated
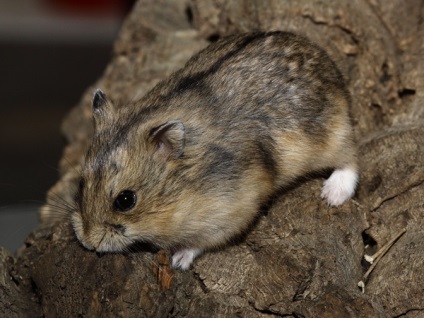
(72, 89, 188, 253)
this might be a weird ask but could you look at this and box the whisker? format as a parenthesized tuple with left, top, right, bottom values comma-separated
(43, 204, 73, 215)
(48, 191, 77, 210)
(44, 202, 75, 218)
(41, 189, 79, 223)
(46, 198, 76, 215)
(61, 155, 84, 177)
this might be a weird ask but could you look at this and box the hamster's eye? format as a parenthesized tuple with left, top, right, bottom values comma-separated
(114, 190, 137, 212)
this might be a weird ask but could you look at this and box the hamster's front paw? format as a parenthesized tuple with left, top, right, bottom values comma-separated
(321, 167, 358, 206)
(172, 248, 202, 270)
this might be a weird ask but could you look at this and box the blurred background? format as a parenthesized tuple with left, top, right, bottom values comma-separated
(0, 0, 135, 253)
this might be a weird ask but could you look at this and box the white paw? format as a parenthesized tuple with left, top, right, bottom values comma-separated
(172, 248, 202, 270)
(321, 167, 358, 206)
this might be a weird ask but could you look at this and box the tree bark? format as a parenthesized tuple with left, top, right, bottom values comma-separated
(2, 0, 423, 317)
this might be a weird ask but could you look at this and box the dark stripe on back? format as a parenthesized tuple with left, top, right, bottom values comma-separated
(173, 32, 278, 93)
(200, 144, 240, 183)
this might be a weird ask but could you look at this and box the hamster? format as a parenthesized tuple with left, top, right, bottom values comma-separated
(72, 31, 358, 270)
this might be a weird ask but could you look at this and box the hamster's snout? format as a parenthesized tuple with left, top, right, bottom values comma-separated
(72, 212, 132, 253)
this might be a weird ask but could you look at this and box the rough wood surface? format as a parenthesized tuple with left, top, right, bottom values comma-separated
(1, 1, 423, 317)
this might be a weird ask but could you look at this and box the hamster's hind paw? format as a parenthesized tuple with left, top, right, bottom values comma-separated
(172, 248, 202, 270)
(321, 167, 358, 206)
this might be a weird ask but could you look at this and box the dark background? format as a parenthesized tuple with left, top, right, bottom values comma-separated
(0, 0, 134, 252)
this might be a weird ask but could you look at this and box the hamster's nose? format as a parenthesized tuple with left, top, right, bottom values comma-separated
(104, 222, 126, 234)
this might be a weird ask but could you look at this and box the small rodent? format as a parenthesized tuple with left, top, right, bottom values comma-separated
(72, 31, 358, 270)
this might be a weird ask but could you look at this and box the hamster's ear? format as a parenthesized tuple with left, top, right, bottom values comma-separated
(149, 120, 185, 160)
(92, 89, 114, 130)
